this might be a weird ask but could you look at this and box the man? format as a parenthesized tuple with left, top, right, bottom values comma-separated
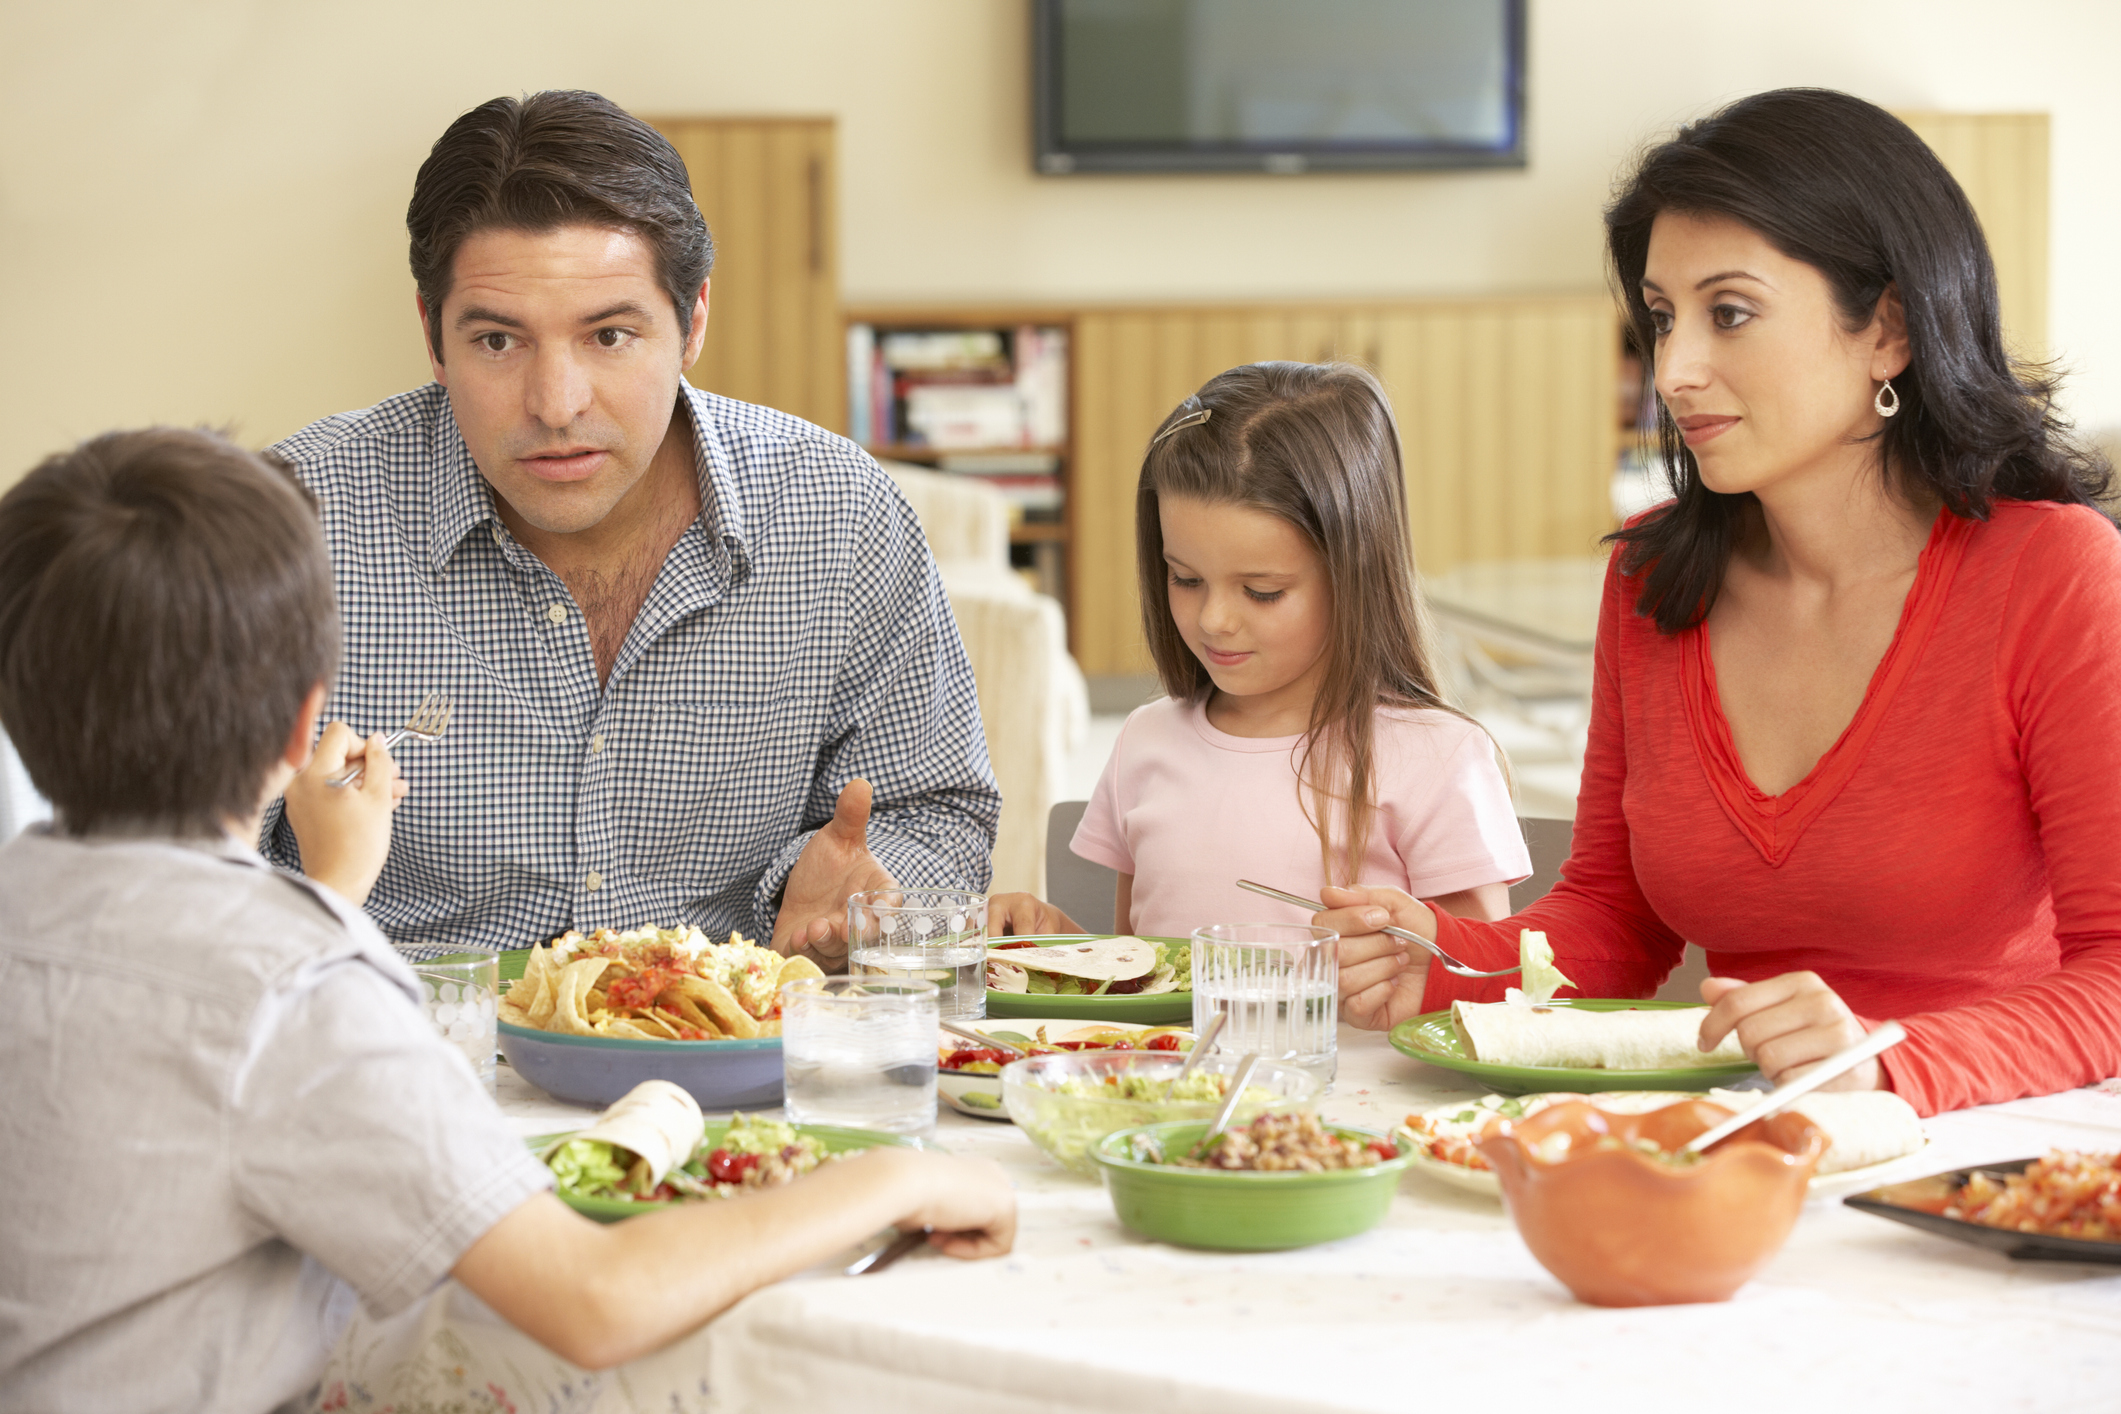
(265, 91, 999, 967)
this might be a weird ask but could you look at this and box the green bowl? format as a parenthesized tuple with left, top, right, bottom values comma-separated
(1092, 1119, 1412, 1250)
(526, 1119, 914, 1223)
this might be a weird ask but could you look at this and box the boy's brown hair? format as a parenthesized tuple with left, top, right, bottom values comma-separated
(0, 429, 338, 836)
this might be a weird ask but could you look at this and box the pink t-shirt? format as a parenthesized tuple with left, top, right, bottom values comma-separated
(1071, 697, 1531, 938)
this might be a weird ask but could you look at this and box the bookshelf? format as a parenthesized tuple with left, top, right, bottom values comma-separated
(845, 305, 1080, 642)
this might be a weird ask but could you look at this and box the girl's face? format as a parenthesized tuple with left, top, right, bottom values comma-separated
(1160, 495, 1333, 713)
(1642, 211, 1907, 499)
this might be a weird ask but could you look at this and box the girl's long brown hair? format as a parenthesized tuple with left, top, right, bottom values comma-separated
(1136, 361, 1467, 885)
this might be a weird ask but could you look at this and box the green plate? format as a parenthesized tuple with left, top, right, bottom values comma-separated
(526, 1120, 914, 1222)
(499, 948, 530, 985)
(1388, 999, 1760, 1094)
(985, 935, 1193, 1024)
(1093, 1119, 1411, 1250)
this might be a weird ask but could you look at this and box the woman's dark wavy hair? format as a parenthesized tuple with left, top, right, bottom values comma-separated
(1607, 88, 2112, 632)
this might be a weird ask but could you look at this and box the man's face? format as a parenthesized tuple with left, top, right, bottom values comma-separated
(422, 224, 708, 536)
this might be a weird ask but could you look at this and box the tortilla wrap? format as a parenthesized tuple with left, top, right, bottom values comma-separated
(1706, 1087, 1925, 1174)
(541, 1079, 704, 1188)
(1451, 1001, 1746, 1070)
(987, 959, 1031, 993)
(989, 937, 1157, 982)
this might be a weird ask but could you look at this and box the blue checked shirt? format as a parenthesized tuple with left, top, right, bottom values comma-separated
(262, 382, 1000, 952)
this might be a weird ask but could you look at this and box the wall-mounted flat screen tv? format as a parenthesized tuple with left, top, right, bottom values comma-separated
(1034, 0, 1525, 174)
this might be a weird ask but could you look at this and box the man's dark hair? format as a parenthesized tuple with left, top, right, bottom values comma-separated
(0, 429, 339, 837)
(408, 90, 714, 362)
(1606, 88, 2113, 633)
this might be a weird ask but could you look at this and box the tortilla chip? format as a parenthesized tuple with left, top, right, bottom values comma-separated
(674, 975, 760, 1039)
(776, 954, 824, 986)
(523, 945, 564, 1028)
(656, 989, 724, 1038)
(756, 1019, 782, 1038)
(553, 956, 611, 1035)
(632, 1009, 682, 1039)
(498, 999, 535, 1028)
(597, 1018, 663, 1040)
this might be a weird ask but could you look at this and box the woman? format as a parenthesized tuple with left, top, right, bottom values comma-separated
(1319, 89, 2121, 1115)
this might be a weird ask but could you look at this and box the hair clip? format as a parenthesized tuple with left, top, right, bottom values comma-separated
(1151, 408, 1212, 444)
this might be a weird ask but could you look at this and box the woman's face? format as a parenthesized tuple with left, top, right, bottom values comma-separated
(1159, 494, 1333, 711)
(1642, 211, 1907, 499)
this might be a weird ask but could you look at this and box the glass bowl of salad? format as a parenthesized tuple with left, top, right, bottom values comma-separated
(939, 1020, 1194, 1121)
(1001, 1049, 1320, 1177)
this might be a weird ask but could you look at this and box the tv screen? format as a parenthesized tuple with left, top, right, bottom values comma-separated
(1034, 0, 1525, 174)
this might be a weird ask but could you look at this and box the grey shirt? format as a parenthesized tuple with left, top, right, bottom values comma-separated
(0, 828, 553, 1414)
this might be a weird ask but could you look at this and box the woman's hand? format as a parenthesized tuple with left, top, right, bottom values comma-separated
(987, 893, 1083, 936)
(1314, 885, 1437, 1031)
(1698, 972, 1882, 1090)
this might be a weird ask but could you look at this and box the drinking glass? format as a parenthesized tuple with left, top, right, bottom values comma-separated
(402, 950, 499, 1090)
(846, 887, 988, 1021)
(780, 976, 939, 1136)
(1190, 924, 1339, 1086)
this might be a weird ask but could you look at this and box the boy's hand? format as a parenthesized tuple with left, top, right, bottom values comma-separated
(988, 893, 1083, 936)
(284, 722, 405, 907)
(886, 1149, 1018, 1259)
(1317, 884, 1435, 1031)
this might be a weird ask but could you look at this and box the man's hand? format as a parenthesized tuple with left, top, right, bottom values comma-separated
(282, 722, 406, 907)
(988, 893, 1083, 936)
(1315, 884, 1437, 1031)
(1698, 972, 1882, 1091)
(771, 778, 893, 972)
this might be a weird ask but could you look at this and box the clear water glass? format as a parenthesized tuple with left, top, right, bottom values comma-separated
(846, 887, 988, 1021)
(1190, 923, 1339, 1086)
(780, 976, 939, 1136)
(403, 950, 498, 1090)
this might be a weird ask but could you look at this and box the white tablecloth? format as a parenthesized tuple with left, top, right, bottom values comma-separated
(313, 1026, 2121, 1413)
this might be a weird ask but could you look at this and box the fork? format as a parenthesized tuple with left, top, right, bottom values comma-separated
(1235, 879, 1520, 979)
(327, 692, 453, 788)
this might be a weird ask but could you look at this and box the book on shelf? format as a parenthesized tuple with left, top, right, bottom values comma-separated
(845, 323, 1068, 452)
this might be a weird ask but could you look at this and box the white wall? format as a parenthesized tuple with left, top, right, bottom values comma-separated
(3, 0, 2117, 486)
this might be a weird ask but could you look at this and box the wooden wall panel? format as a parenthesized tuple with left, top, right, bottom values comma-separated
(1896, 111, 2049, 359)
(1070, 294, 1619, 676)
(652, 117, 842, 432)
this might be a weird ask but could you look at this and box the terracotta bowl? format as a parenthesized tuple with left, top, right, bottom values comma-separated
(1477, 1098, 1827, 1307)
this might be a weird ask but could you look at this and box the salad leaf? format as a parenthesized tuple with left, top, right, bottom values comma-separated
(1516, 929, 1575, 1006)
(548, 1139, 629, 1196)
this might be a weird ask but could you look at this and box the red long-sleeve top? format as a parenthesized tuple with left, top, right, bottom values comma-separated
(1422, 501, 2121, 1115)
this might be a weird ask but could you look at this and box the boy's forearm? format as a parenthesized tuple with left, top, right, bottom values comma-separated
(461, 1146, 924, 1369)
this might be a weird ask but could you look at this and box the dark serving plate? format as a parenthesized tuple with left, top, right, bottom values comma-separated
(1844, 1157, 2121, 1264)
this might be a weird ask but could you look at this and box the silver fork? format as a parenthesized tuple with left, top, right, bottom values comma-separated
(327, 692, 453, 788)
(1235, 879, 1520, 979)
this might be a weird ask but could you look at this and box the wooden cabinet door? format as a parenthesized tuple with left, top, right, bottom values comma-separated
(1072, 297, 1618, 677)
(652, 117, 843, 432)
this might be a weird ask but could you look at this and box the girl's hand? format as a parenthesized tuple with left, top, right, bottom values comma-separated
(1698, 972, 1882, 1091)
(1315, 885, 1437, 1031)
(987, 893, 1084, 936)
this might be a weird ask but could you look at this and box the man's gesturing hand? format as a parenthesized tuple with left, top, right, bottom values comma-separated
(771, 778, 894, 972)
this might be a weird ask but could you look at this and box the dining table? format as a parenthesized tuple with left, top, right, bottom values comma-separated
(313, 1021, 2121, 1414)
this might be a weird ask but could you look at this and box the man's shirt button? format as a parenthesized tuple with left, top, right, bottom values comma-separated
(585, 870, 603, 892)
(546, 603, 569, 624)
(591, 734, 606, 754)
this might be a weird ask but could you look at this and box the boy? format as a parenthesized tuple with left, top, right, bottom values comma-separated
(0, 429, 1014, 1412)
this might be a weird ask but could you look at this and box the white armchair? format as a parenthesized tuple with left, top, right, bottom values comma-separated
(883, 461, 1089, 896)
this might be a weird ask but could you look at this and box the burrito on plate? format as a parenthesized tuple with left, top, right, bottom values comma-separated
(1451, 1000, 1747, 1070)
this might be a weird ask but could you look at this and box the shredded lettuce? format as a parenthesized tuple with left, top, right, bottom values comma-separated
(1514, 929, 1575, 1006)
(548, 1139, 629, 1196)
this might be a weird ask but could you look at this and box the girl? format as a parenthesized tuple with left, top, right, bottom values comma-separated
(1319, 89, 2121, 1116)
(1036, 361, 1529, 938)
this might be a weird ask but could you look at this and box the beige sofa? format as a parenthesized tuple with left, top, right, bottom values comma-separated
(883, 461, 1089, 897)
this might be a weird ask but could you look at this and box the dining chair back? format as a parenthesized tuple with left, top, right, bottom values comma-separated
(1043, 800, 1118, 933)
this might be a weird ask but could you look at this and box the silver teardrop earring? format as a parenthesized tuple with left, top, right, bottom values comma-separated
(1874, 376, 1901, 418)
